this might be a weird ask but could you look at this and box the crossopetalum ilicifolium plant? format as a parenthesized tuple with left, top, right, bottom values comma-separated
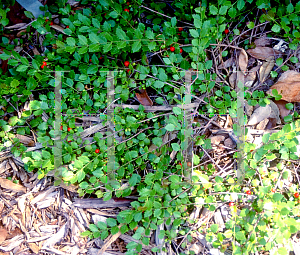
(1, 0, 300, 254)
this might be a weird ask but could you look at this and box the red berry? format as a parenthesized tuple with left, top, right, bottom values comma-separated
(50, 21, 54, 26)
(89, 59, 92, 62)
(60, 126, 63, 130)
(42, 61, 47, 66)
(170, 46, 175, 52)
(180, 48, 183, 53)
(166, 55, 169, 57)
(178, 163, 182, 167)
(104, 13, 107, 16)
(66, 26, 69, 28)
(126, 69, 130, 73)
(246, 190, 251, 195)
(294, 192, 299, 198)
(67, 127, 71, 132)
(99, 56, 103, 59)
(178, 27, 183, 32)
(271, 188, 276, 193)
(177, 33, 180, 35)
(95, 149, 100, 153)
(224, 29, 229, 34)
(45, 19, 48, 22)
(124, 61, 130, 67)
(124, 8, 129, 12)
(68, 140, 71, 143)
(229, 202, 234, 207)
(41, 64, 45, 69)
(126, 2, 130, 5)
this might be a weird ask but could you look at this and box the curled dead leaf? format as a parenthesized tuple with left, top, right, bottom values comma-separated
(267, 71, 300, 102)
(247, 47, 282, 60)
(238, 49, 248, 74)
(259, 56, 275, 83)
(136, 89, 153, 106)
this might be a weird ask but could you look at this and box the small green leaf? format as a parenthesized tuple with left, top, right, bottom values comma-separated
(209, 5, 218, 15)
(237, 0, 245, 10)
(171, 143, 180, 151)
(106, 218, 117, 227)
(271, 24, 281, 33)
(165, 124, 175, 131)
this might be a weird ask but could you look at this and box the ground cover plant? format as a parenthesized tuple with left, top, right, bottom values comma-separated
(1, 0, 300, 254)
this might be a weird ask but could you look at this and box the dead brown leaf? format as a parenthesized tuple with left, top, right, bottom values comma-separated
(135, 89, 153, 106)
(247, 104, 272, 125)
(245, 65, 260, 87)
(265, 118, 277, 129)
(267, 70, 300, 102)
(229, 72, 236, 88)
(254, 36, 271, 47)
(247, 47, 282, 60)
(218, 57, 234, 69)
(259, 56, 275, 83)
(238, 49, 248, 74)
(273, 100, 291, 118)
(0, 178, 26, 193)
(15, 134, 35, 147)
(0, 228, 7, 244)
(50, 24, 68, 35)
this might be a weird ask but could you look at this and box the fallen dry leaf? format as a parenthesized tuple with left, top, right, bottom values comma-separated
(0, 178, 26, 193)
(256, 118, 269, 130)
(267, 70, 300, 102)
(218, 57, 234, 69)
(51, 24, 69, 35)
(229, 72, 237, 88)
(245, 65, 261, 86)
(273, 100, 291, 118)
(247, 104, 272, 125)
(15, 134, 35, 147)
(210, 135, 226, 145)
(0, 228, 7, 244)
(135, 89, 153, 106)
(238, 49, 248, 74)
(259, 56, 275, 83)
(254, 36, 271, 47)
(269, 100, 281, 124)
(247, 47, 282, 60)
(265, 118, 277, 129)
